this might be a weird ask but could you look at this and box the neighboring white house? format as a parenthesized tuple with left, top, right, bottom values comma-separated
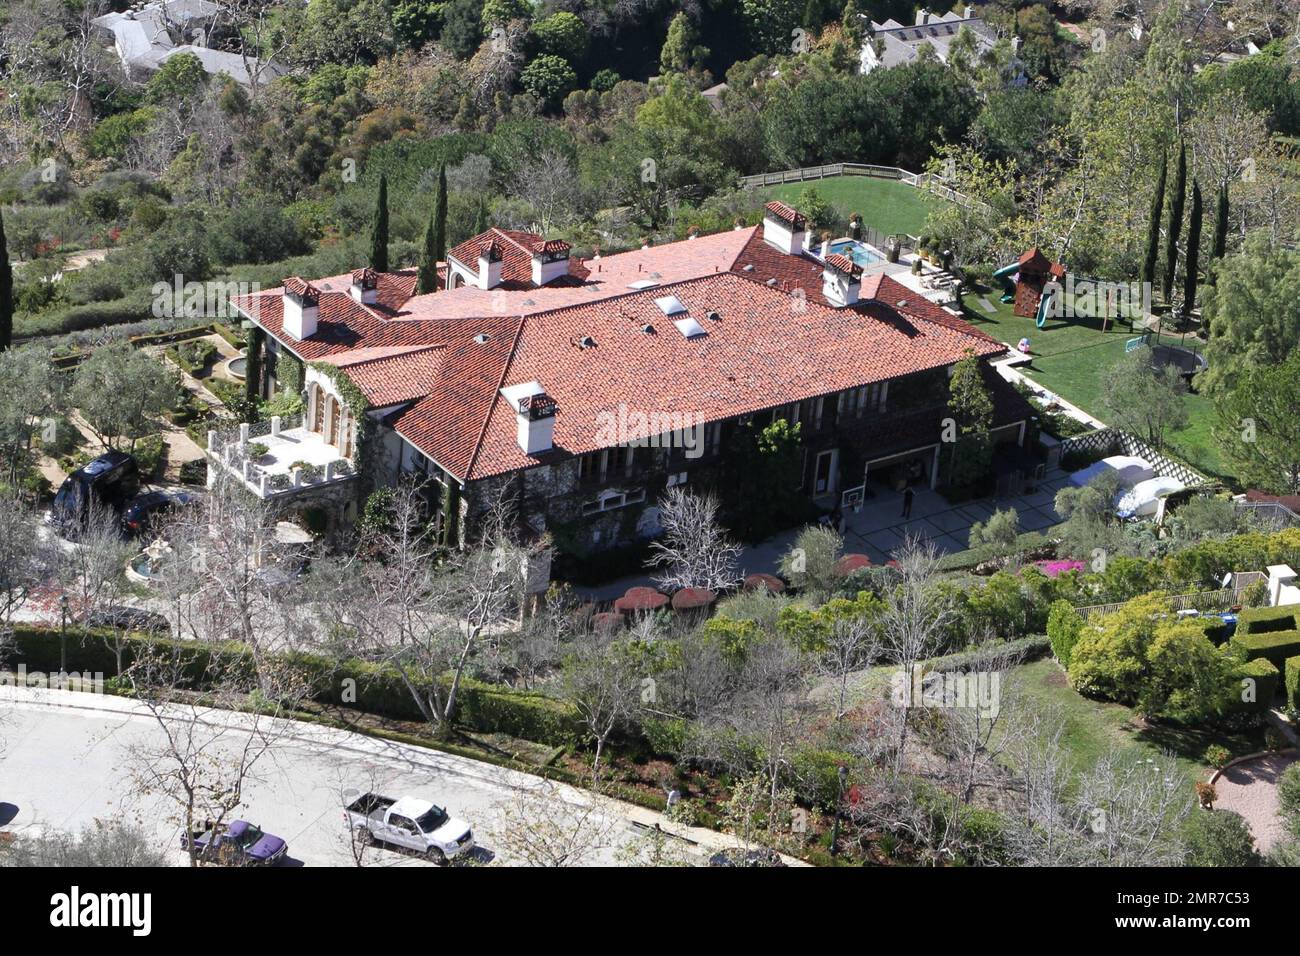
(858, 7, 998, 74)
(92, 0, 285, 88)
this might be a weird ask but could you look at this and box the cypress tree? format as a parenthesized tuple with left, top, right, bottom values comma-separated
(0, 210, 12, 351)
(369, 174, 389, 273)
(417, 216, 438, 294)
(1162, 140, 1186, 301)
(1210, 182, 1229, 267)
(1140, 151, 1166, 293)
(417, 165, 448, 295)
(1182, 181, 1202, 316)
(432, 165, 447, 279)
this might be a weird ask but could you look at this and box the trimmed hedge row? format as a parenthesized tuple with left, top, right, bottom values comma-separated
(1287, 656, 1300, 711)
(1234, 658, 1280, 713)
(1231, 606, 1300, 672)
(1238, 605, 1300, 633)
(1230, 630, 1300, 671)
(8, 626, 584, 747)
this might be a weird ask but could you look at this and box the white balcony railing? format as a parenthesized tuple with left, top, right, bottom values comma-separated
(207, 414, 356, 499)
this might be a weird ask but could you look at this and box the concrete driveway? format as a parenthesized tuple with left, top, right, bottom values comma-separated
(0, 685, 761, 867)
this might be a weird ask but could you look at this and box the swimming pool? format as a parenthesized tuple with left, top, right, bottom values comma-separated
(827, 238, 884, 268)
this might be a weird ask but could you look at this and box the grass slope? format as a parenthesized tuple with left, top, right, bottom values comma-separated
(766, 176, 936, 237)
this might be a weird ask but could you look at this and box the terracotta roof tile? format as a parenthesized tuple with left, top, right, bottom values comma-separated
(231, 224, 1010, 482)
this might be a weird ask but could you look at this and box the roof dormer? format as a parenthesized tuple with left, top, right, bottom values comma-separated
(822, 254, 862, 307)
(762, 201, 808, 256)
(349, 267, 379, 305)
(531, 239, 571, 287)
(282, 277, 320, 339)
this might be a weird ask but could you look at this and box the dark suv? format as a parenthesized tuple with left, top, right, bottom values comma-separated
(121, 489, 199, 538)
(47, 451, 140, 537)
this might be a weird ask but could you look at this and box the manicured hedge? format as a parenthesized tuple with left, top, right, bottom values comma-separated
(1287, 656, 1300, 711)
(1238, 605, 1300, 633)
(1230, 630, 1300, 672)
(8, 626, 583, 747)
(1230, 607, 1300, 671)
(1232, 658, 1281, 713)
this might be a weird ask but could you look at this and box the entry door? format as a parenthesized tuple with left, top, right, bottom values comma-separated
(814, 449, 839, 495)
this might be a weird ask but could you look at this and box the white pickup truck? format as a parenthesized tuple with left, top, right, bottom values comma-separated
(344, 793, 475, 864)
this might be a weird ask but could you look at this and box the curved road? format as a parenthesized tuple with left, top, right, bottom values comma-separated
(0, 685, 743, 866)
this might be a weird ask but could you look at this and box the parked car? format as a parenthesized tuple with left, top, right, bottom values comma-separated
(121, 489, 199, 538)
(46, 452, 140, 537)
(181, 820, 288, 866)
(707, 847, 787, 867)
(82, 605, 170, 635)
(343, 792, 474, 863)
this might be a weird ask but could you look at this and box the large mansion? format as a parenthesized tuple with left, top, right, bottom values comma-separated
(218, 202, 1033, 556)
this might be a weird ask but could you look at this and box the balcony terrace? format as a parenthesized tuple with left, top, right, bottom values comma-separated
(207, 414, 356, 499)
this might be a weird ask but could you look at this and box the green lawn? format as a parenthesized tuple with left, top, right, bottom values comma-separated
(1012, 658, 1264, 783)
(766, 175, 937, 237)
(958, 292, 1226, 480)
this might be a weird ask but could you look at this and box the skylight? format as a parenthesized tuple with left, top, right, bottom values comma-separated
(655, 295, 687, 315)
(674, 317, 707, 339)
(628, 279, 659, 290)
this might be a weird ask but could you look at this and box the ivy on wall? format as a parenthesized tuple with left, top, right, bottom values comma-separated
(307, 360, 377, 502)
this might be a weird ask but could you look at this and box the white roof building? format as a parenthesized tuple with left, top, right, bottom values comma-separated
(92, 0, 284, 87)
(858, 7, 998, 74)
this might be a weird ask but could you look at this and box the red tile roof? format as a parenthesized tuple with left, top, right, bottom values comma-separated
(440, 271, 1004, 480)
(231, 220, 1010, 482)
(764, 200, 806, 228)
(316, 345, 446, 408)
(824, 253, 861, 276)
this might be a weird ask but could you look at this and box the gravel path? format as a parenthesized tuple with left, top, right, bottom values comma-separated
(1212, 751, 1299, 853)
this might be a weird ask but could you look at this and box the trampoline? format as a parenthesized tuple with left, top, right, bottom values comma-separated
(1148, 344, 1207, 376)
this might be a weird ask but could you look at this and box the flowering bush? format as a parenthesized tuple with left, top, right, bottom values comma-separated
(1034, 559, 1085, 578)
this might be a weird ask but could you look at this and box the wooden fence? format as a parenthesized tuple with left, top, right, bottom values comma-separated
(1058, 427, 1208, 489)
(1074, 587, 1246, 621)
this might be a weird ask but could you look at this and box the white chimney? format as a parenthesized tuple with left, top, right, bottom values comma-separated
(282, 278, 319, 339)
(916, 7, 930, 25)
(822, 255, 862, 307)
(501, 381, 557, 455)
(477, 243, 503, 290)
(762, 201, 807, 256)
(349, 267, 379, 304)
(531, 239, 571, 287)
(963, 5, 974, 18)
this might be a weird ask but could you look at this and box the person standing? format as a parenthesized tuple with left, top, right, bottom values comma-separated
(901, 486, 914, 520)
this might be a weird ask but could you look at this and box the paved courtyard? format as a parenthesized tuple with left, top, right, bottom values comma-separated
(581, 469, 1071, 601)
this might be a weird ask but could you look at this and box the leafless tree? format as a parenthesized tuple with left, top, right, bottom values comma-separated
(1005, 708, 1192, 866)
(0, 495, 51, 636)
(878, 536, 958, 778)
(558, 627, 645, 783)
(214, 0, 292, 102)
(818, 611, 883, 724)
(511, 147, 583, 233)
(124, 643, 309, 867)
(189, 474, 303, 692)
(647, 488, 743, 593)
(934, 649, 1027, 807)
(690, 634, 813, 817)
(316, 483, 540, 736)
(488, 780, 619, 866)
(0, 818, 170, 867)
(57, 500, 135, 676)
